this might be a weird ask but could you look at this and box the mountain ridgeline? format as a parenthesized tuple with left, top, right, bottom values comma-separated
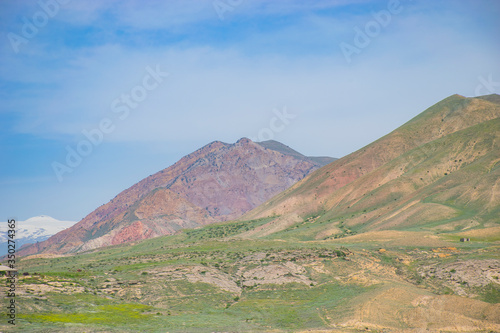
(242, 94, 500, 239)
(13, 94, 500, 333)
(18, 94, 500, 257)
(19, 139, 335, 256)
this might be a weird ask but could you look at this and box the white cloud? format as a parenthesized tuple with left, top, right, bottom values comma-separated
(2, 0, 499, 156)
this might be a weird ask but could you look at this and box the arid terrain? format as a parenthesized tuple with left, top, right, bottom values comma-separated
(10, 226, 500, 332)
(5, 94, 500, 332)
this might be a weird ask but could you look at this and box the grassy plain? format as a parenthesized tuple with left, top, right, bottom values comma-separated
(3, 216, 499, 332)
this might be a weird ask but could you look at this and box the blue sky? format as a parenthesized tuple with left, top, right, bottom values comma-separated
(1, 0, 499, 221)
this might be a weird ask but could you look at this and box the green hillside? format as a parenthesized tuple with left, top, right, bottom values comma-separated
(9, 94, 500, 332)
(11, 215, 500, 332)
(242, 95, 500, 239)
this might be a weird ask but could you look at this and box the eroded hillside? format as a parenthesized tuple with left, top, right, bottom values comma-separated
(12, 218, 500, 332)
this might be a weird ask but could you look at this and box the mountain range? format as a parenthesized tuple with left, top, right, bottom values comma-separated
(12, 93, 500, 332)
(18, 139, 335, 256)
(0, 216, 76, 255)
(18, 94, 500, 257)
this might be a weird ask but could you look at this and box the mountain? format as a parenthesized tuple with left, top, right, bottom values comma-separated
(0, 216, 76, 255)
(18, 138, 334, 256)
(256, 140, 337, 166)
(241, 94, 500, 239)
(13, 94, 500, 332)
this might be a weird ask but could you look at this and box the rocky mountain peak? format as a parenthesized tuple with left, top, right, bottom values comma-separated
(235, 137, 253, 145)
(19, 139, 335, 256)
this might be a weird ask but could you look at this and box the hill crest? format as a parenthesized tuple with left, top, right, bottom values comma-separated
(242, 94, 500, 238)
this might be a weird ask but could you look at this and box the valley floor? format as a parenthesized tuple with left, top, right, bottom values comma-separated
(3, 220, 500, 332)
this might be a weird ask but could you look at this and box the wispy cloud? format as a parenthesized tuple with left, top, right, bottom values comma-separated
(0, 0, 499, 219)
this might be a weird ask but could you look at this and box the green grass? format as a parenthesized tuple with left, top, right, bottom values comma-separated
(478, 283, 500, 303)
(234, 282, 368, 329)
(16, 275, 369, 332)
(14, 233, 364, 332)
(23, 303, 152, 325)
(182, 217, 274, 241)
(14, 198, 499, 332)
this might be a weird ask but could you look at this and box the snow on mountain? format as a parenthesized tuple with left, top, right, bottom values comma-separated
(1, 215, 76, 254)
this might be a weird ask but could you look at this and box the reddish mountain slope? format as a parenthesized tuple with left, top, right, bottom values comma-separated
(20, 138, 331, 255)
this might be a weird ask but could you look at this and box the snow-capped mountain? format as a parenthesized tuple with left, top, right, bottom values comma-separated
(1, 215, 76, 255)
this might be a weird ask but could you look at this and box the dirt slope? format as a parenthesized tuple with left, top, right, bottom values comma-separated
(242, 94, 500, 238)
